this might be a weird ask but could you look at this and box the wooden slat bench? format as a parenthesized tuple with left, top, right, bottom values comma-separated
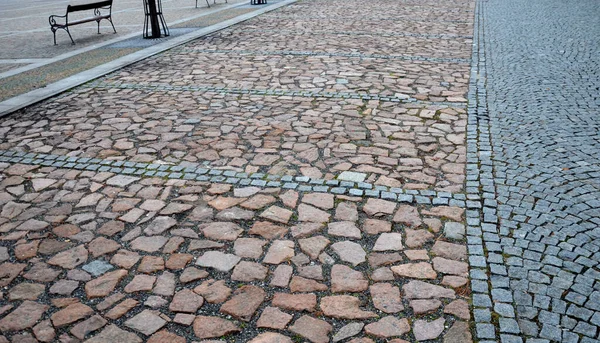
(49, 0, 116, 45)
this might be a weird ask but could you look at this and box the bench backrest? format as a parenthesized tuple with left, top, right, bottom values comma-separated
(67, 0, 112, 13)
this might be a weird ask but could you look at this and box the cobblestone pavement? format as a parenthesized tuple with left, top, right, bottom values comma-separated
(0, 0, 477, 342)
(471, 0, 600, 342)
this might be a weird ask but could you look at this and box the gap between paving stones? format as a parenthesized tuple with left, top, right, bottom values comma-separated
(0, 0, 298, 118)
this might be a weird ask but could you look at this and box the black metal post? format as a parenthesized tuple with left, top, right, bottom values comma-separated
(148, 0, 161, 38)
(143, 0, 169, 39)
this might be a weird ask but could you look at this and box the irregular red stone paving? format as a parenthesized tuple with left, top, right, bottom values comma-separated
(0, 0, 475, 341)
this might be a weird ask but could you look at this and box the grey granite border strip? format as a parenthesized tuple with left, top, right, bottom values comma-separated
(241, 28, 474, 39)
(466, 0, 521, 342)
(89, 81, 467, 107)
(0, 149, 466, 206)
(177, 48, 472, 64)
(0, 0, 298, 118)
(260, 13, 473, 24)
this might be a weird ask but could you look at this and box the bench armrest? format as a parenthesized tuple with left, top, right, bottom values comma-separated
(49, 13, 67, 27)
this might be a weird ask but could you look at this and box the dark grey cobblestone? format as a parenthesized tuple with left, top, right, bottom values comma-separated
(473, 0, 600, 340)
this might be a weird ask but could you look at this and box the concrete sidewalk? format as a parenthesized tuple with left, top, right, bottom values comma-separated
(0, 0, 288, 110)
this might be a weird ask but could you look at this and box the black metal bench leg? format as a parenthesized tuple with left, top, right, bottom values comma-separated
(52, 29, 57, 45)
(97, 19, 101, 34)
(108, 18, 117, 33)
(205, 0, 210, 7)
(65, 27, 75, 44)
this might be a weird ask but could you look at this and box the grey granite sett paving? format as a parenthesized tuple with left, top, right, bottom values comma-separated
(469, 0, 600, 341)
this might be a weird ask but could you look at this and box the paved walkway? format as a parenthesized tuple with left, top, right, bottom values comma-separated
(472, 0, 600, 342)
(0, 0, 257, 102)
(0, 0, 475, 342)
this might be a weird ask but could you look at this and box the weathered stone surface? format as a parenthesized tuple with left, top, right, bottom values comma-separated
(256, 307, 293, 329)
(320, 295, 376, 319)
(49, 279, 79, 295)
(391, 262, 437, 279)
(272, 293, 317, 312)
(403, 281, 456, 299)
(260, 205, 293, 224)
(289, 315, 332, 343)
(220, 285, 265, 321)
(444, 299, 470, 320)
(410, 299, 442, 314)
(298, 204, 330, 223)
(290, 276, 328, 292)
(392, 205, 422, 227)
(296, 236, 328, 260)
(180, 267, 209, 283)
(431, 241, 467, 261)
(332, 323, 365, 342)
(0, 301, 48, 331)
(85, 269, 128, 298)
(70, 315, 107, 340)
(331, 241, 366, 266)
(105, 299, 139, 320)
(263, 240, 295, 264)
(248, 221, 288, 240)
(144, 216, 177, 235)
(47, 245, 88, 269)
(202, 222, 243, 241)
(194, 279, 231, 303)
(85, 324, 142, 343)
(129, 236, 168, 252)
(270, 265, 293, 287)
(125, 274, 156, 293)
(231, 261, 268, 281)
(196, 251, 241, 272)
(170, 289, 204, 313)
(443, 321, 473, 343)
(432, 257, 469, 276)
(9, 282, 45, 300)
(165, 253, 192, 270)
(147, 330, 186, 343)
(51, 302, 94, 327)
(370, 283, 404, 313)
(193, 316, 240, 339)
(233, 238, 266, 259)
(153, 271, 176, 296)
(364, 316, 410, 338)
(138, 256, 165, 274)
(0, 263, 26, 287)
(405, 229, 434, 248)
(302, 193, 334, 210)
(362, 219, 391, 235)
(248, 332, 293, 343)
(373, 233, 403, 251)
(33, 320, 56, 342)
(335, 202, 359, 222)
(421, 207, 464, 221)
(331, 264, 368, 292)
(106, 175, 139, 187)
(363, 199, 396, 216)
(328, 221, 362, 239)
(441, 276, 468, 288)
(413, 318, 445, 341)
(124, 310, 167, 336)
